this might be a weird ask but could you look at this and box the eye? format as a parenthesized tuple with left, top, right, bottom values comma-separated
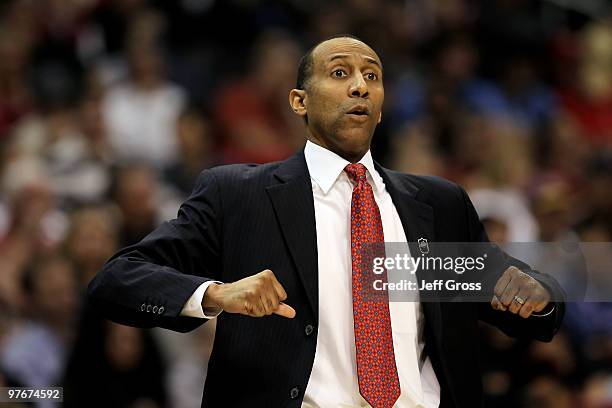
(332, 69, 347, 78)
(365, 72, 378, 81)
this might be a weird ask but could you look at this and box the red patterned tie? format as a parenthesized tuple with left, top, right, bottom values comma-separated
(345, 163, 401, 408)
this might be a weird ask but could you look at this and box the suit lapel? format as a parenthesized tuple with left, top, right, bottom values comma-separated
(375, 167, 435, 243)
(375, 163, 443, 342)
(266, 151, 319, 321)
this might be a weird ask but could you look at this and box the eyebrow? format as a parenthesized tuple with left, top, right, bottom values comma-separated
(328, 54, 382, 70)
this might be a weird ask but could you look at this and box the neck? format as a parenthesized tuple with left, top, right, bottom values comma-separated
(306, 133, 368, 164)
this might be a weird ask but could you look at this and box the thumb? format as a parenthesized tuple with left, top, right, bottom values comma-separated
(274, 302, 296, 319)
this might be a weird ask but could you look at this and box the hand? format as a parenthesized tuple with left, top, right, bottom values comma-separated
(203, 270, 296, 318)
(491, 266, 551, 318)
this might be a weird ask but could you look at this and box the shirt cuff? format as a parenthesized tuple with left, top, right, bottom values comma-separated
(180, 281, 223, 319)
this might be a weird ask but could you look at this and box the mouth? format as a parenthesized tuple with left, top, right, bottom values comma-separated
(346, 104, 370, 121)
(346, 104, 370, 116)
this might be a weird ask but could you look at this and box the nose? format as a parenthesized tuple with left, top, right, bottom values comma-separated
(348, 73, 368, 98)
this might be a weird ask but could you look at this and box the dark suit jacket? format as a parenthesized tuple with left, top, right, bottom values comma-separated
(88, 150, 565, 407)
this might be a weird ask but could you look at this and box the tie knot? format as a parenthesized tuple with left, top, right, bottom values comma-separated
(344, 163, 368, 183)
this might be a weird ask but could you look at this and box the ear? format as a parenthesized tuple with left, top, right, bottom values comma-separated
(289, 89, 307, 118)
(377, 111, 382, 124)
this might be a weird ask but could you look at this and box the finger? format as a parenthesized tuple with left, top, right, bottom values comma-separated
(274, 302, 296, 319)
(247, 297, 264, 317)
(243, 299, 268, 317)
(532, 297, 550, 313)
(259, 269, 274, 278)
(491, 295, 507, 311)
(518, 300, 534, 318)
(491, 295, 500, 310)
(260, 295, 272, 315)
(509, 286, 530, 315)
(259, 270, 282, 311)
(532, 288, 552, 313)
(518, 279, 544, 318)
(271, 275, 288, 302)
(258, 296, 271, 316)
(243, 301, 256, 316)
(499, 277, 520, 308)
(264, 288, 280, 315)
(493, 268, 514, 298)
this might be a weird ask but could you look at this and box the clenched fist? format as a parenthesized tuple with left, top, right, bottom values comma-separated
(491, 266, 551, 318)
(203, 270, 296, 318)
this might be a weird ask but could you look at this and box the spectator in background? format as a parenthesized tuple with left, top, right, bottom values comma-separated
(0, 157, 67, 311)
(558, 18, 612, 147)
(4, 38, 110, 207)
(0, 299, 16, 388)
(166, 321, 216, 408)
(103, 12, 186, 168)
(493, 54, 557, 129)
(388, 120, 445, 177)
(433, 34, 555, 133)
(78, 68, 114, 162)
(1, 255, 78, 393)
(445, 113, 534, 190)
(520, 375, 574, 408)
(8, 101, 111, 206)
(0, 23, 34, 139)
(214, 30, 304, 163)
(541, 114, 591, 184)
(388, 33, 539, 159)
(481, 217, 510, 245)
(470, 188, 539, 242)
(112, 164, 161, 246)
(163, 107, 215, 197)
(478, 322, 523, 407)
(63, 313, 167, 408)
(530, 178, 576, 242)
(89, 0, 151, 56)
(580, 373, 612, 407)
(386, 33, 479, 147)
(64, 206, 119, 288)
(111, 162, 181, 246)
(583, 153, 612, 231)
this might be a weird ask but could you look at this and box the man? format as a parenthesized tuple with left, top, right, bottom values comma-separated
(88, 36, 565, 408)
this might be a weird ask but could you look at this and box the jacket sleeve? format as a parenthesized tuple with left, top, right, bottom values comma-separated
(87, 169, 223, 333)
(457, 186, 566, 342)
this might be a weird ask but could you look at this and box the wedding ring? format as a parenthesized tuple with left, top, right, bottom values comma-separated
(513, 295, 525, 305)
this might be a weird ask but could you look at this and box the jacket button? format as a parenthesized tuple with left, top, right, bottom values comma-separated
(140, 303, 146, 312)
(304, 324, 314, 336)
(146, 305, 151, 312)
(152, 306, 158, 313)
(290, 387, 299, 399)
(158, 306, 164, 315)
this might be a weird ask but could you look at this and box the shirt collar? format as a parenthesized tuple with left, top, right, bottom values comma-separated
(304, 140, 384, 195)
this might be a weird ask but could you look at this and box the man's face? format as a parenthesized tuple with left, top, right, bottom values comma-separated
(291, 38, 384, 161)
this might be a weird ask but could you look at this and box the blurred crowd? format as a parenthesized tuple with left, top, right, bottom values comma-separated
(0, 0, 610, 407)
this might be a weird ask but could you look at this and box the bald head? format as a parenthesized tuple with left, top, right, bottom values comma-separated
(296, 35, 382, 91)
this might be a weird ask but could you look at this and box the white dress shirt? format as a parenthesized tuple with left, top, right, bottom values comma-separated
(181, 141, 440, 407)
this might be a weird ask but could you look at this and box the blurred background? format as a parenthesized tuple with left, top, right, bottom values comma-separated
(0, 0, 611, 407)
